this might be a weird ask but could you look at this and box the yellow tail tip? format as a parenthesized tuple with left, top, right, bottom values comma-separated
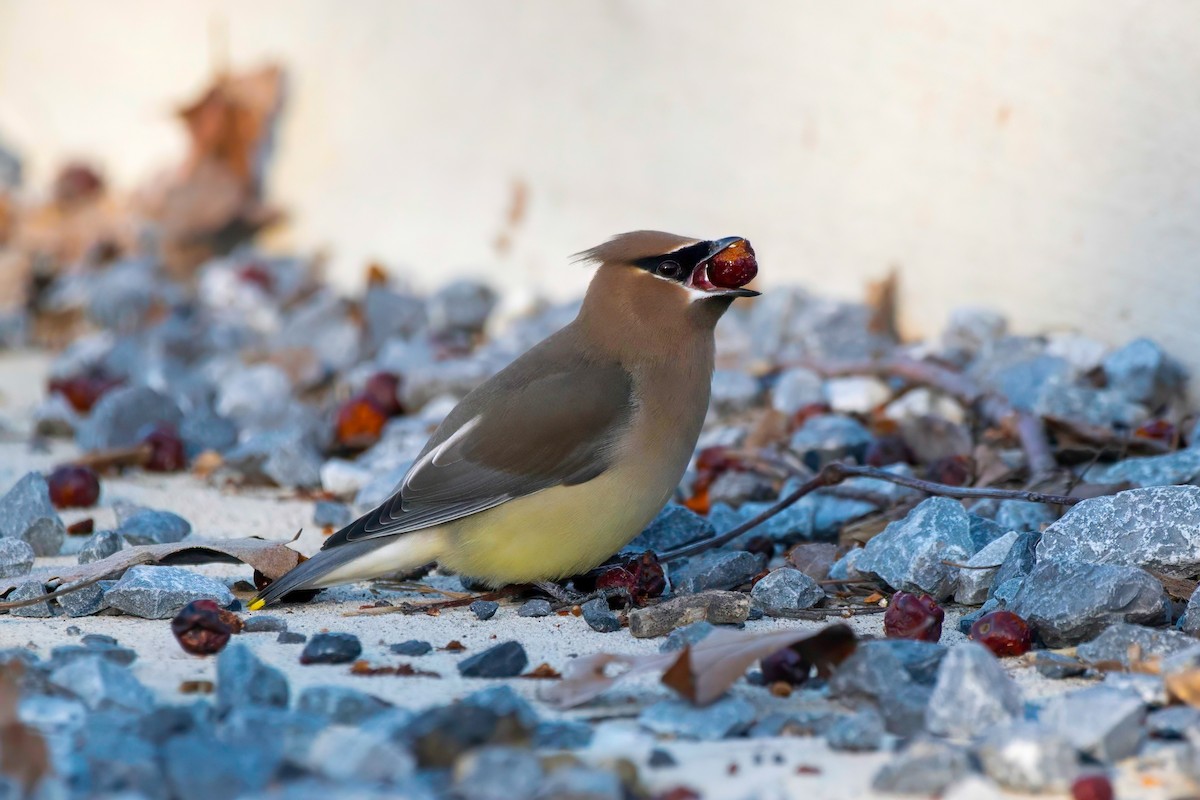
(247, 598, 266, 611)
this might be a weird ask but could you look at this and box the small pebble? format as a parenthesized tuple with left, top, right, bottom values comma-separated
(648, 749, 678, 768)
(242, 616, 288, 633)
(458, 641, 528, 678)
(581, 597, 621, 633)
(517, 599, 552, 617)
(390, 640, 433, 656)
(300, 632, 363, 665)
(277, 631, 306, 645)
(313, 500, 352, 529)
(470, 600, 499, 620)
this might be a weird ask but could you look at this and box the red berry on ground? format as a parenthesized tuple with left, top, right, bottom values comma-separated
(924, 455, 973, 487)
(67, 518, 95, 536)
(1071, 774, 1114, 800)
(171, 599, 235, 656)
(48, 374, 123, 414)
(595, 551, 666, 606)
(142, 425, 187, 472)
(970, 610, 1033, 657)
(46, 465, 101, 509)
(334, 394, 389, 449)
(864, 435, 915, 467)
(761, 645, 812, 686)
(884, 591, 944, 643)
(363, 372, 403, 417)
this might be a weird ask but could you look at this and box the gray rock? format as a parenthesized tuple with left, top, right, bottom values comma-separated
(216, 363, 293, 432)
(536, 767, 623, 800)
(300, 632, 363, 664)
(458, 641, 528, 678)
(242, 615, 288, 633)
(1077, 623, 1197, 669)
(8, 581, 53, 617)
(750, 567, 825, 616)
(277, 631, 306, 644)
(533, 720, 593, 750)
(625, 504, 715, 553)
(955, 531, 1018, 605)
(976, 721, 1078, 793)
(710, 369, 761, 415)
(470, 600, 499, 620)
(1087, 449, 1200, 489)
(872, 738, 972, 795)
(462, 684, 540, 729)
(706, 470, 775, 507)
(926, 643, 1023, 739)
(1103, 337, 1186, 408)
(313, 500, 352, 529)
(789, 414, 872, 467)
(1181, 585, 1200, 635)
(49, 640, 136, 669)
(455, 746, 543, 800)
(825, 709, 885, 752)
(118, 508, 191, 545)
(401, 697, 536, 768)
(1103, 672, 1168, 706)
(1033, 651, 1087, 679)
(364, 286, 428, 347)
(830, 640, 946, 735)
(76, 385, 183, 451)
(517, 599, 552, 618)
(224, 429, 323, 488)
(711, 498, 814, 544)
(428, 279, 497, 335)
(628, 591, 749, 638)
(658, 621, 717, 653)
(77, 529, 124, 564)
(1040, 685, 1146, 762)
(164, 732, 279, 800)
(105, 565, 232, 619)
(989, 531, 1039, 600)
(49, 656, 154, 713)
(968, 514, 1008, 552)
(1007, 560, 1166, 646)
(390, 639, 433, 656)
(580, 598, 620, 633)
(856, 497, 974, 600)
(828, 547, 866, 581)
(64, 726, 163, 797)
(1034, 379, 1148, 429)
(0, 538, 34, 578)
(309, 726, 418, 786)
(943, 307, 1008, 355)
(180, 406, 239, 456)
(749, 710, 838, 738)
(993, 500, 1058, 532)
(56, 583, 106, 617)
(216, 643, 289, 713)
(297, 685, 391, 724)
(989, 354, 1071, 411)
(672, 550, 764, 593)
(638, 696, 756, 740)
(1148, 706, 1200, 739)
(1038, 486, 1200, 578)
(0, 472, 66, 556)
(771, 367, 826, 415)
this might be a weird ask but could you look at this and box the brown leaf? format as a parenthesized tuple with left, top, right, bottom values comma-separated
(520, 663, 562, 680)
(349, 661, 439, 678)
(0, 662, 51, 793)
(0, 537, 303, 610)
(540, 624, 856, 708)
(1150, 572, 1199, 604)
(786, 542, 838, 581)
(1166, 669, 1200, 706)
(865, 268, 900, 341)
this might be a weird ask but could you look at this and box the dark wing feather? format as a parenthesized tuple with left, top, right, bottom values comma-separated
(323, 353, 633, 549)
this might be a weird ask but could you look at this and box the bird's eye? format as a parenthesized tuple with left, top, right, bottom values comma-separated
(657, 260, 682, 279)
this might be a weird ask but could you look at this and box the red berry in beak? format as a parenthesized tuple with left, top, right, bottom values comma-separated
(708, 240, 758, 289)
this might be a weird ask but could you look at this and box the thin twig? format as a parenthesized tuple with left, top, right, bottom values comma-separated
(660, 462, 1082, 562)
(344, 586, 519, 617)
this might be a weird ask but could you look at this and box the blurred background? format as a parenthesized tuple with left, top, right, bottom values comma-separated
(1, 0, 1199, 367)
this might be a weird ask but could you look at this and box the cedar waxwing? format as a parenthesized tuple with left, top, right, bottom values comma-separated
(249, 231, 759, 609)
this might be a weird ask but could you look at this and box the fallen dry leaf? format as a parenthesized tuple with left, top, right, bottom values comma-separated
(520, 663, 562, 680)
(349, 661, 439, 678)
(0, 662, 50, 793)
(1166, 669, 1200, 706)
(0, 537, 303, 610)
(540, 624, 856, 708)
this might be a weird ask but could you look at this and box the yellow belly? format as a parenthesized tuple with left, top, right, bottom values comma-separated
(439, 466, 672, 585)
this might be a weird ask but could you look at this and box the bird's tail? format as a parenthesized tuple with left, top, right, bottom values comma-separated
(248, 539, 384, 610)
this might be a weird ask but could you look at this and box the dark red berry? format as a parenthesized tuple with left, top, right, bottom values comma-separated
(67, 518, 95, 536)
(334, 395, 388, 449)
(142, 425, 187, 472)
(884, 592, 944, 643)
(237, 262, 274, 293)
(47, 465, 101, 509)
(48, 374, 123, 414)
(707, 240, 757, 288)
(171, 599, 235, 656)
(653, 789, 701, 800)
(864, 435, 915, 467)
(924, 455, 973, 487)
(54, 162, 105, 207)
(1134, 418, 1176, 444)
(594, 551, 666, 606)
(363, 372, 403, 417)
(1071, 774, 1114, 800)
(761, 646, 812, 686)
(969, 610, 1032, 657)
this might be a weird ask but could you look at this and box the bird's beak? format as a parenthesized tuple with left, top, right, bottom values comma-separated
(687, 237, 761, 298)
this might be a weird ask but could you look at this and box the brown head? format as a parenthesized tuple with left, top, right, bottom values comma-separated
(573, 231, 759, 354)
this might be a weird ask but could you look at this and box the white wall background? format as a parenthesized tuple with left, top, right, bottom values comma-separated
(2, 1, 1199, 363)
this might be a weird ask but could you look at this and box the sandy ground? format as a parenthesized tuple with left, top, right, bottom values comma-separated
(0, 349, 1194, 800)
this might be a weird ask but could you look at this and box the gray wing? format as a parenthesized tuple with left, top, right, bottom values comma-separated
(323, 351, 634, 549)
